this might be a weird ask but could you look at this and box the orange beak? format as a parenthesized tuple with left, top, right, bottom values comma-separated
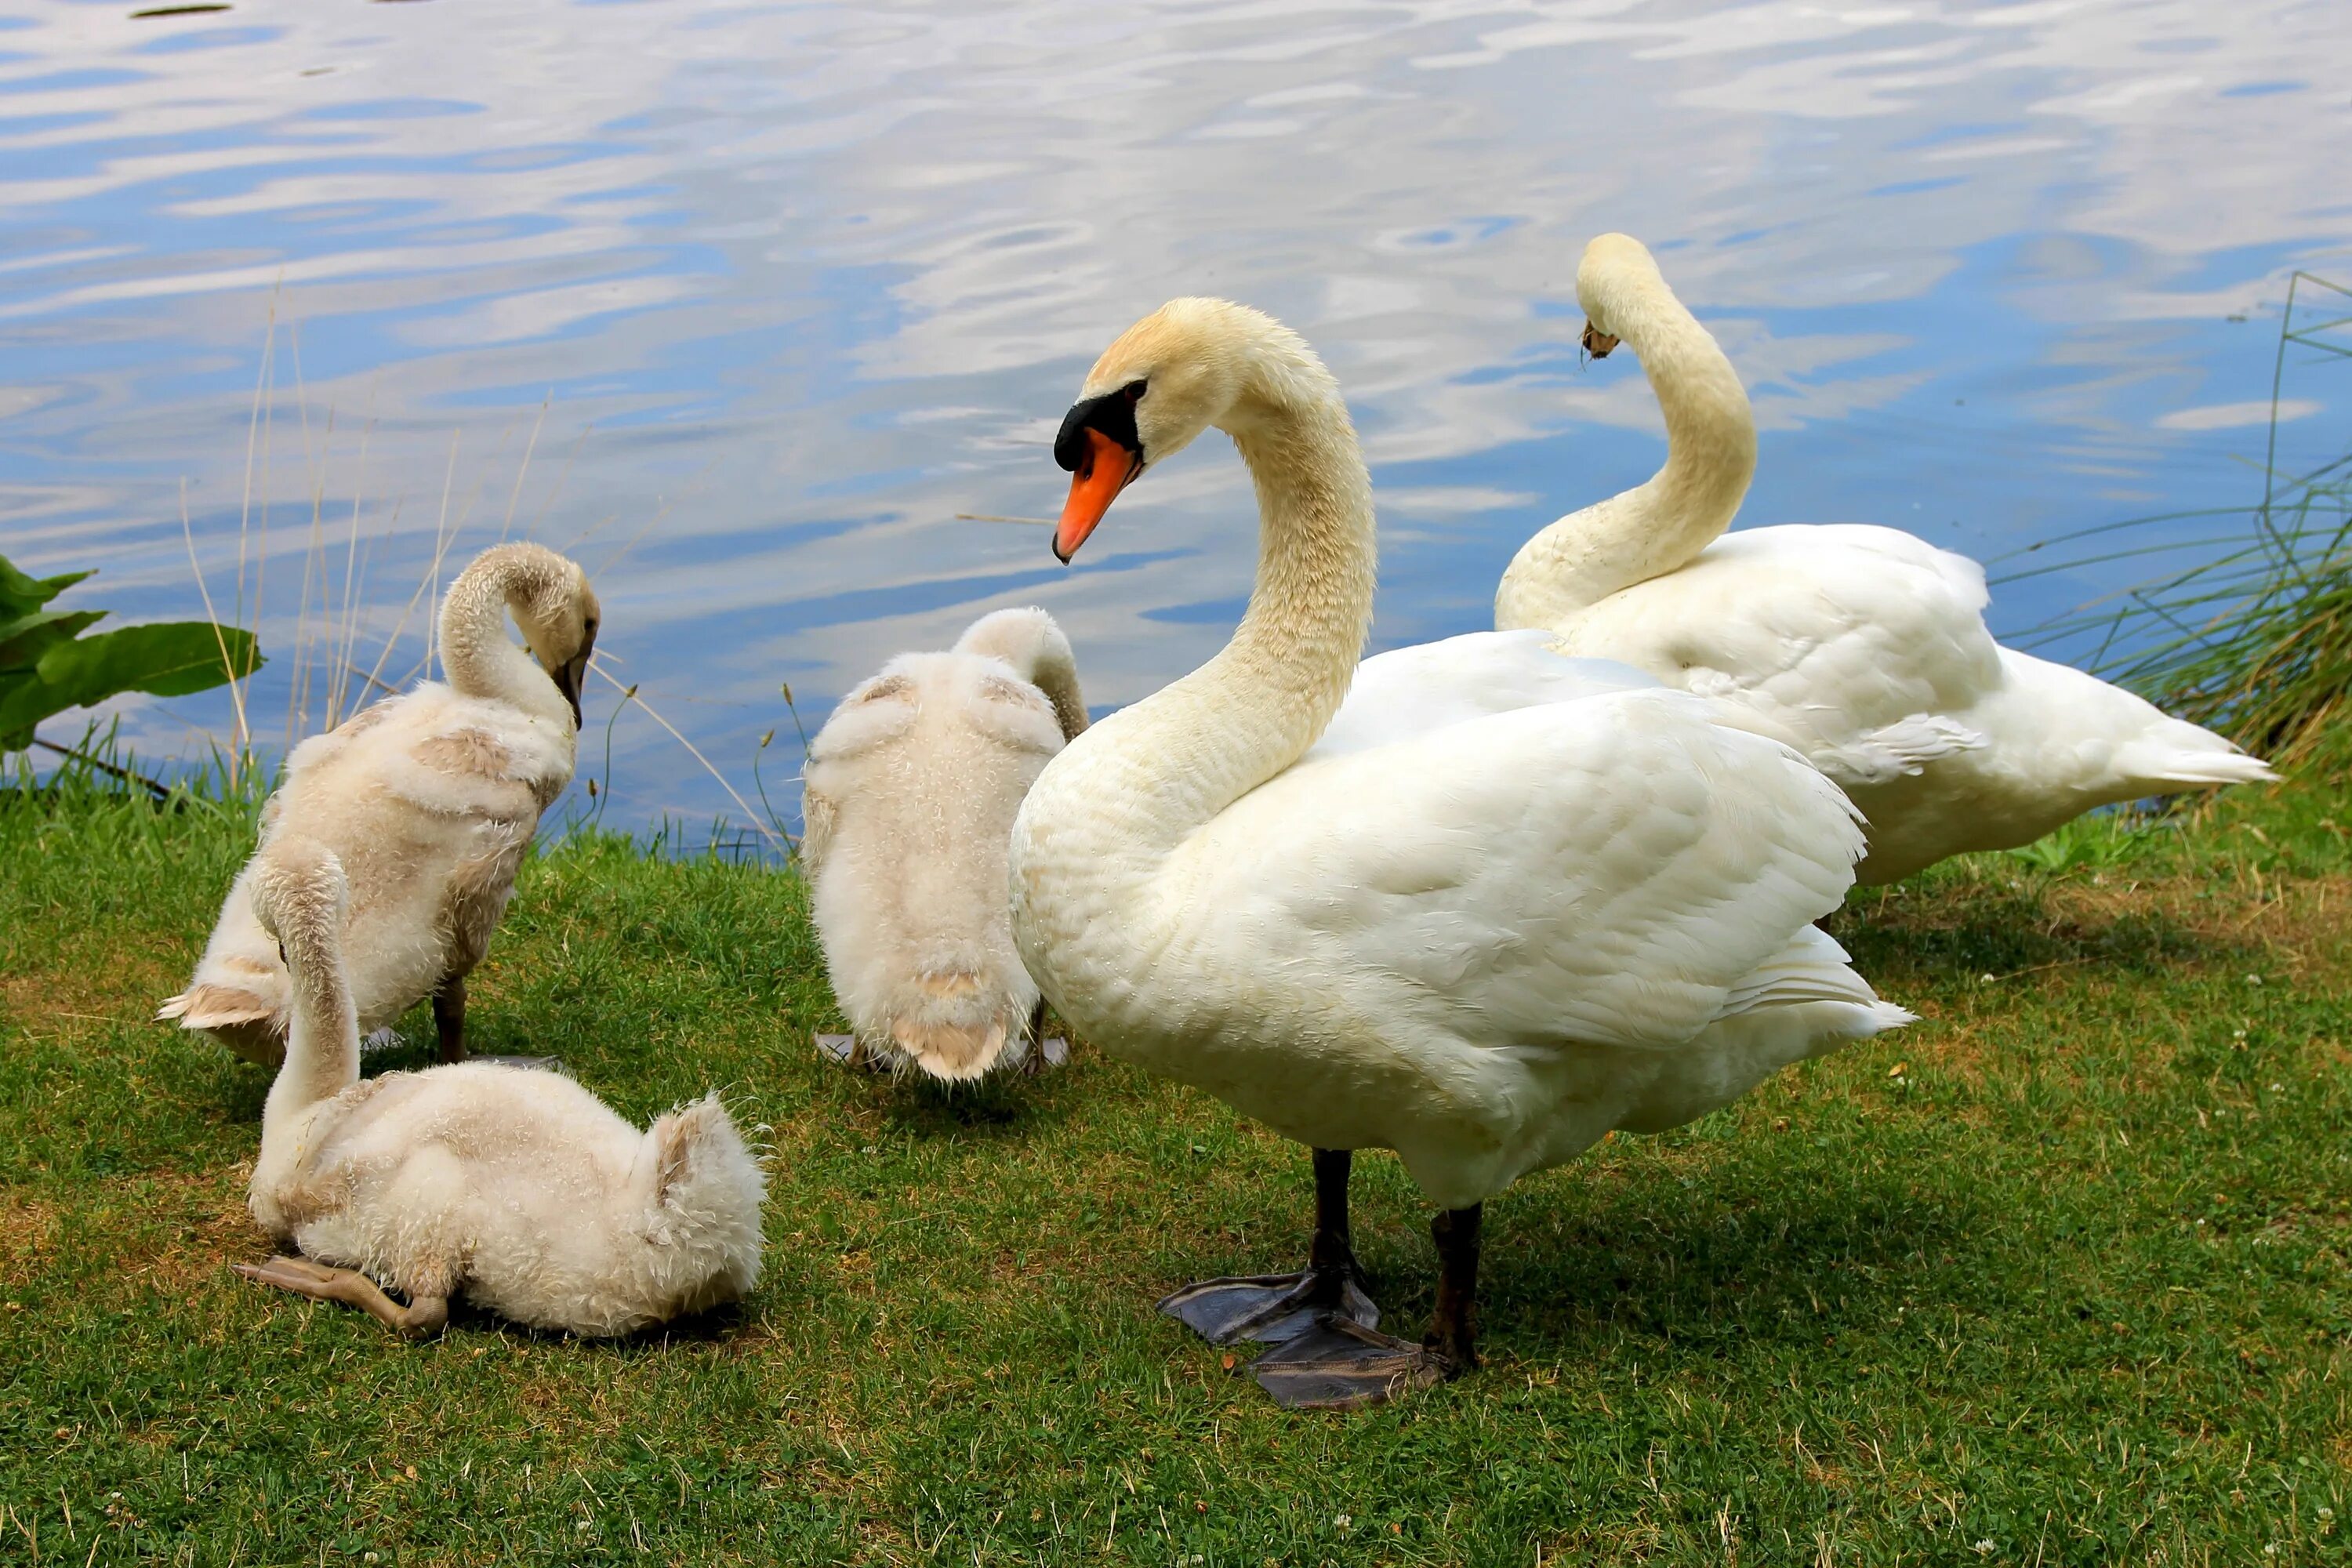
(1055, 427, 1142, 563)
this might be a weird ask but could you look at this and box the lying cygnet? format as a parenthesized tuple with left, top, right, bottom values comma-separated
(236, 836, 766, 1338)
(802, 607, 1087, 1082)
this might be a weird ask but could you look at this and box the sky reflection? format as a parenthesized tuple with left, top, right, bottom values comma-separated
(2, 0, 2347, 833)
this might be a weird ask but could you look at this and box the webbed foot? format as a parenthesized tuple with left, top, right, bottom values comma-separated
(815, 1033, 887, 1071)
(234, 1255, 449, 1338)
(1159, 1265, 1378, 1347)
(1247, 1313, 1454, 1410)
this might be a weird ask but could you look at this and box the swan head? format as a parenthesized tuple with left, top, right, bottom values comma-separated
(1576, 231, 1663, 361)
(514, 554, 602, 731)
(1051, 297, 1284, 563)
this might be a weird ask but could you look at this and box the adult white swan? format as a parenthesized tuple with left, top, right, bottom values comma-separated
(1008, 299, 1911, 1408)
(1496, 234, 2274, 883)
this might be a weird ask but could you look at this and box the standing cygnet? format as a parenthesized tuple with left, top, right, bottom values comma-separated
(803, 607, 1087, 1082)
(236, 836, 766, 1338)
(161, 543, 597, 1067)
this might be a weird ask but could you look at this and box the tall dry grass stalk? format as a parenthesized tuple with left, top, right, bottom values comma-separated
(160, 303, 762, 848)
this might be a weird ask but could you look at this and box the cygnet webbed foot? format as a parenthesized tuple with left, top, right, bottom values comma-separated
(814, 1032, 889, 1071)
(234, 1255, 450, 1339)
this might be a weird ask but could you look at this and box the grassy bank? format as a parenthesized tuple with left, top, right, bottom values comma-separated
(2, 771, 2347, 1567)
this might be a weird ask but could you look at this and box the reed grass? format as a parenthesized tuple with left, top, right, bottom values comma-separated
(2002, 272, 2352, 773)
(53, 303, 773, 852)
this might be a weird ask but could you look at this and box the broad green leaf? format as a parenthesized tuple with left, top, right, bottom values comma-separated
(37, 621, 263, 702)
(0, 554, 93, 619)
(0, 621, 262, 743)
(0, 555, 262, 754)
(0, 608, 107, 668)
(0, 673, 64, 737)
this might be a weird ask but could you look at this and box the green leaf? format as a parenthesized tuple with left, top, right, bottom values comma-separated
(38, 621, 262, 702)
(0, 608, 107, 669)
(0, 621, 262, 742)
(0, 553, 93, 619)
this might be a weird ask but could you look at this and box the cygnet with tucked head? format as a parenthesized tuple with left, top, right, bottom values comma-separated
(162, 543, 599, 1069)
(803, 606, 1087, 1083)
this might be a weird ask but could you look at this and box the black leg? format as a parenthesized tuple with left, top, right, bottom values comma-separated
(432, 975, 466, 1065)
(1021, 998, 1050, 1077)
(1423, 1203, 1482, 1376)
(436, 974, 561, 1073)
(1157, 1148, 1379, 1346)
(1306, 1148, 1354, 1276)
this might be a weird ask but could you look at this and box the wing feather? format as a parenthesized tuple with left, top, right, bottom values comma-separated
(1190, 669, 1866, 1058)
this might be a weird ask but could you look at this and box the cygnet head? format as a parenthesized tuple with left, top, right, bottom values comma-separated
(467, 543, 602, 728)
(248, 838, 349, 971)
(1050, 297, 1331, 564)
(1575, 231, 1664, 361)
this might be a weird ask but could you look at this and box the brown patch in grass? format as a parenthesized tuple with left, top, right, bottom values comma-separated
(91, 1165, 256, 1293)
(1, 946, 191, 1048)
(0, 1197, 60, 1287)
(2039, 873, 2352, 973)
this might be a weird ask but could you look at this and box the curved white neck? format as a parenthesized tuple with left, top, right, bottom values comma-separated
(262, 920, 359, 1138)
(1031, 349, 1375, 871)
(1494, 271, 1755, 628)
(957, 612, 1092, 741)
(1022, 644, 1091, 743)
(438, 557, 566, 724)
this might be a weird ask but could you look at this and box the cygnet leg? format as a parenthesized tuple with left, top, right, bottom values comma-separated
(440, 973, 561, 1071)
(1016, 1006, 1054, 1081)
(234, 1256, 451, 1339)
(1158, 1148, 1379, 1347)
(431, 974, 467, 1063)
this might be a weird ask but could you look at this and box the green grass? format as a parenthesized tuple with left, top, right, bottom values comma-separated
(2, 770, 2348, 1567)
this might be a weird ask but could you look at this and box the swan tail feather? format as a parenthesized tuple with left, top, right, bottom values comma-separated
(157, 983, 277, 1028)
(888, 1016, 1009, 1083)
(1713, 926, 1907, 1024)
(158, 983, 286, 1065)
(2110, 734, 2279, 793)
(641, 1094, 766, 1305)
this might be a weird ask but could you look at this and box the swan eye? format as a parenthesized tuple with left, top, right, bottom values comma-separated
(1122, 379, 1146, 403)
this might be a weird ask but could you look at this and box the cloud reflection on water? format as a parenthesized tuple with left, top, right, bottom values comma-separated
(0, 0, 2345, 830)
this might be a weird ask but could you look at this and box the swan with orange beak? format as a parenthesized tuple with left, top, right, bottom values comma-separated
(1014, 298, 1907, 1410)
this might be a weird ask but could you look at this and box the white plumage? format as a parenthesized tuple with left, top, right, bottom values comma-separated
(161, 543, 597, 1065)
(804, 607, 1087, 1081)
(1009, 299, 1908, 1396)
(1497, 234, 2274, 883)
(238, 836, 765, 1338)
(1170, 633, 1909, 1205)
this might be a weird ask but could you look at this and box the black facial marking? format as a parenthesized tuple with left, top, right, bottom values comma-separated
(1053, 379, 1147, 472)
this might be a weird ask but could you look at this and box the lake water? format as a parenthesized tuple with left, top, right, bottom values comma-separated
(4, 0, 2347, 841)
